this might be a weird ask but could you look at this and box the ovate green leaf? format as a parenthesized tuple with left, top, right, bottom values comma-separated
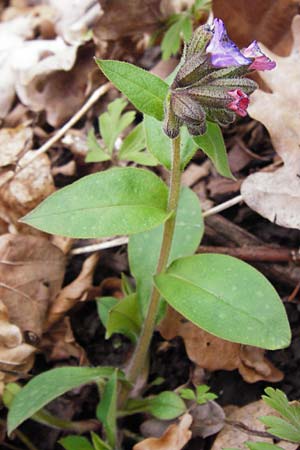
(119, 122, 158, 166)
(22, 168, 169, 238)
(96, 60, 168, 121)
(147, 391, 186, 420)
(154, 254, 291, 349)
(193, 121, 234, 178)
(8, 367, 119, 434)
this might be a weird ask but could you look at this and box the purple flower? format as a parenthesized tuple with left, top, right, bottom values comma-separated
(206, 18, 251, 68)
(227, 89, 249, 117)
(242, 40, 276, 71)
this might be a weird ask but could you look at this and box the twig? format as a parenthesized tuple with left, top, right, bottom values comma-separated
(70, 236, 128, 255)
(0, 83, 111, 189)
(226, 419, 289, 442)
(202, 194, 243, 217)
(198, 245, 300, 263)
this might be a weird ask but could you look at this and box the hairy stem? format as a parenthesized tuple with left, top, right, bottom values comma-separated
(119, 135, 182, 405)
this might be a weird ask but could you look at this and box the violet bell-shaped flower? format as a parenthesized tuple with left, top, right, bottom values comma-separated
(163, 18, 276, 139)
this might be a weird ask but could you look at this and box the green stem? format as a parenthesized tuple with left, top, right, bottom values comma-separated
(119, 135, 182, 405)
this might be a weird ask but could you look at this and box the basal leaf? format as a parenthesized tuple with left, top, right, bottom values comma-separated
(96, 60, 168, 121)
(8, 367, 119, 434)
(96, 371, 118, 448)
(129, 187, 203, 316)
(193, 121, 234, 179)
(22, 168, 169, 238)
(154, 254, 291, 349)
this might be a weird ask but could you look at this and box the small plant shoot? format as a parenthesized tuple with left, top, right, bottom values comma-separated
(8, 16, 291, 450)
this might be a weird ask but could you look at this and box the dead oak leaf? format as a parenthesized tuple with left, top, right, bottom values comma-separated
(45, 253, 99, 329)
(159, 308, 283, 383)
(0, 234, 66, 338)
(133, 413, 192, 450)
(241, 15, 300, 230)
(212, 401, 297, 450)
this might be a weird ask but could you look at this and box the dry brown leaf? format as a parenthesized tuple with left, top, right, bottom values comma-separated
(41, 317, 88, 363)
(213, 0, 299, 55)
(0, 299, 36, 395)
(134, 413, 192, 450)
(159, 308, 283, 383)
(0, 152, 55, 229)
(212, 401, 297, 450)
(0, 234, 66, 338)
(45, 253, 99, 329)
(241, 15, 300, 230)
(0, 126, 32, 168)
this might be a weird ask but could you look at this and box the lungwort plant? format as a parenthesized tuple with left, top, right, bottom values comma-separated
(7, 19, 291, 449)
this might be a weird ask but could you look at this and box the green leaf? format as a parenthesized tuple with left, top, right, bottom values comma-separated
(86, 129, 110, 163)
(193, 121, 234, 178)
(259, 416, 300, 442)
(144, 115, 197, 169)
(96, 370, 118, 448)
(148, 391, 186, 420)
(8, 367, 119, 434)
(129, 187, 204, 316)
(96, 60, 168, 121)
(59, 436, 94, 450)
(22, 168, 169, 238)
(179, 388, 196, 401)
(181, 16, 193, 42)
(106, 294, 142, 342)
(119, 122, 158, 166)
(96, 297, 119, 329)
(262, 388, 300, 427)
(99, 98, 135, 154)
(161, 16, 192, 60)
(91, 432, 111, 450)
(245, 443, 285, 450)
(196, 385, 217, 404)
(154, 254, 291, 350)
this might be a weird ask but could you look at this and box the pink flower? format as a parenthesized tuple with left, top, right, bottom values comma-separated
(227, 89, 249, 117)
(242, 40, 276, 71)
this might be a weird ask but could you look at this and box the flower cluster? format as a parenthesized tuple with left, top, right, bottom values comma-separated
(163, 18, 276, 138)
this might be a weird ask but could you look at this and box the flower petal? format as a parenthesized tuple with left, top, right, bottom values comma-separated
(227, 89, 249, 117)
(206, 19, 251, 68)
(242, 40, 276, 71)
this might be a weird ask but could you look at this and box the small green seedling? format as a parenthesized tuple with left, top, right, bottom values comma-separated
(86, 97, 157, 166)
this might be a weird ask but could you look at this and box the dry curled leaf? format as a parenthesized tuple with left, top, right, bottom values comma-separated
(45, 253, 99, 329)
(0, 299, 36, 396)
(134, 413, 192, 450)
(159, 308, 283, 383)
(41, 317, 88, 363)
(0, 234, 66, 338)
(212, 401, 297, 450)
(241, 15, 300, 230)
